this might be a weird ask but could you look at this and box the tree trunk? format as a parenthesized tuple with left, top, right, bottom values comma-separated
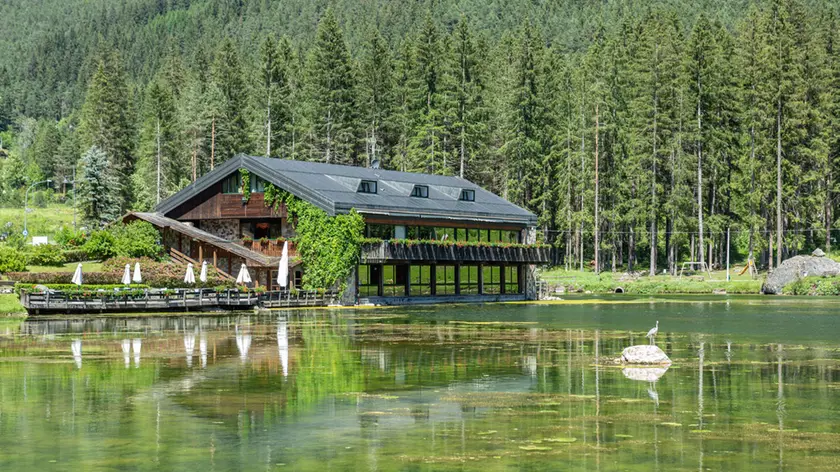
(650, 84, 658, 276)
(696, 76, 705, 267)
(156, 118, 161, 205)
(211, 118, 216, 170)
(594, 104, 600, 274)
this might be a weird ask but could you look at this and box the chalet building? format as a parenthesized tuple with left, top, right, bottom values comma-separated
(125, 154, 548, 303)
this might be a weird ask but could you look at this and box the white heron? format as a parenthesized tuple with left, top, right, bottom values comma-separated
(646, 320, 659, 345)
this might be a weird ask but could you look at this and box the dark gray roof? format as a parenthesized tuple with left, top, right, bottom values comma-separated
(157, 155, 537, 226)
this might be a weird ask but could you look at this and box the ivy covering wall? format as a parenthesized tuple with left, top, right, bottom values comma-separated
(265, 184, 364, 290)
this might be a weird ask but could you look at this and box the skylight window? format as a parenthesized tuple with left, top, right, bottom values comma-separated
(459, 189, 475, 202)
(411, 185, 429, 198)
(358, 180, 378, 194)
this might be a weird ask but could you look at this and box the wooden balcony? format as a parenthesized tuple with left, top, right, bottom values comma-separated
(237, 239, 298, 258)
(360, 240, 550, 264)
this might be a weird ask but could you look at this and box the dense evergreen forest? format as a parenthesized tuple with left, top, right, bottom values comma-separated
(1, 0, 838, 274)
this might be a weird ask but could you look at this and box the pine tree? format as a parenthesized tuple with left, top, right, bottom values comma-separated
(503, 22, 544, 212)
(253, 34, 292, 159)
(30, 120, 62, 181)
(211, 37, 249, 164)
(407, 15, 448, 173)
(78, 145, 121, 228)
(79, 48, 134, 211)
(138, 77, 178, 207)
(358, 29, 394, 167)
(305, 9, 357, 165)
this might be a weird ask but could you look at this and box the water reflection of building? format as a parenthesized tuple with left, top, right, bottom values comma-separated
(277, 320, 288, 377)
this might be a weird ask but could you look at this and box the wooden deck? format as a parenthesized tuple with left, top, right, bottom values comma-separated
(21, 288, 339, 315)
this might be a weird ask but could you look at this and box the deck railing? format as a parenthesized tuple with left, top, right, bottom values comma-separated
(237, 239, 297, 258)
(21, 287, 338, 314)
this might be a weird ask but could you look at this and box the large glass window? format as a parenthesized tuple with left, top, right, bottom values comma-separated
(489, 230, 501, 243)
(410, 265, 432, 296)
(382, 264, 407, 297)
(418, 226, 434, 240)
(456, 228, 467, 241)
(250, 175, 268, 193)
(366, 224, 394, 239)
(436, 227, 455, 241)
(505, 265, 520, 294)
(435, 265, 456, 295)
(483, 265, 501, 294)
(222, 173, 241, 194)
(358, 264, 380, 297)
(460, 265, 480, 295)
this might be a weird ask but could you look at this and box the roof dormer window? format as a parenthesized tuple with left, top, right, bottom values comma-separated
(411, 185, 429, 198)
(358, 180, 378, 194)
(459, 189, 475, 202)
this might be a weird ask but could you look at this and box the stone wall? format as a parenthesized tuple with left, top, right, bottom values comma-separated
(199, 219, 240, 240)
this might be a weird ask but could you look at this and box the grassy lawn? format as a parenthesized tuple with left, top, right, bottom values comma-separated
(0, 204, 77, 240)
(0, 293, 26, 316)
(26, 261, 103, 273)
(540, 267, 764, 295)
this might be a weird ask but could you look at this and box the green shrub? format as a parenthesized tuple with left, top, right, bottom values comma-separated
(15, 283, 149, 295)
(54, 226, 87, 248)
(0, 246, 28, 272)
(83, 230, 116, 260)
(111, 221, 163, 259)
(783, 276, 840, 296)
(28, 243, 65, 266)
(61, 248, 88, 262)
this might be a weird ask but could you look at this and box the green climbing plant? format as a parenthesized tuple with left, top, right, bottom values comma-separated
(264, 184, 364, 290)
(240, 168, 251, 202)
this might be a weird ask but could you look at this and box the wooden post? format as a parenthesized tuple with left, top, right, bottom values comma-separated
(500, 265, 506, 295)
(199, 244, 204, 263)
(726, 227, 731, 282)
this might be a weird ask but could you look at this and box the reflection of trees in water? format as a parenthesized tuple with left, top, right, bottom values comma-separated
(5, 314, 840, 470)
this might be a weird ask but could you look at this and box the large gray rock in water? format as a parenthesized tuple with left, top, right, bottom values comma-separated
(620, 345, 671, 365)
(761, 254, 840, 294)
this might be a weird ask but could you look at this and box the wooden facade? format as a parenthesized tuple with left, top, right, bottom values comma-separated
(167, 182, 287, 220)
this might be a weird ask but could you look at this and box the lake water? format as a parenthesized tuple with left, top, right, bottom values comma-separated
(2, 295, 840, 471)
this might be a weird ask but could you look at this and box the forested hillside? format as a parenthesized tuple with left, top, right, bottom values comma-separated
(0, 0, 837, 274)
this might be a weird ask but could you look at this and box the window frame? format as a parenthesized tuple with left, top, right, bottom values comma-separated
(222, 173, 242, 194)
(459, 189, 475, 201)
(358, 180, 378, 194)
(411, 185, 429, 198)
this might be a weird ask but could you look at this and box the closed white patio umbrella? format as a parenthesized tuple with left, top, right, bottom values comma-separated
(184, 263, 196, 284)
(71, 263, 83, 286)
(121, 264, 131, 286)
(236, 263, 252, 285)
(132, 262, 142, 283)
(199, 261, 208, 283)
(277, 241, 289, 288)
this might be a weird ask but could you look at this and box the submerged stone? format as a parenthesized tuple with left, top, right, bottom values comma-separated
(619, 345, 671, 365)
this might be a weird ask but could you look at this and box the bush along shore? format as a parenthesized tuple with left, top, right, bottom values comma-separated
(782, 276, 840, 296)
